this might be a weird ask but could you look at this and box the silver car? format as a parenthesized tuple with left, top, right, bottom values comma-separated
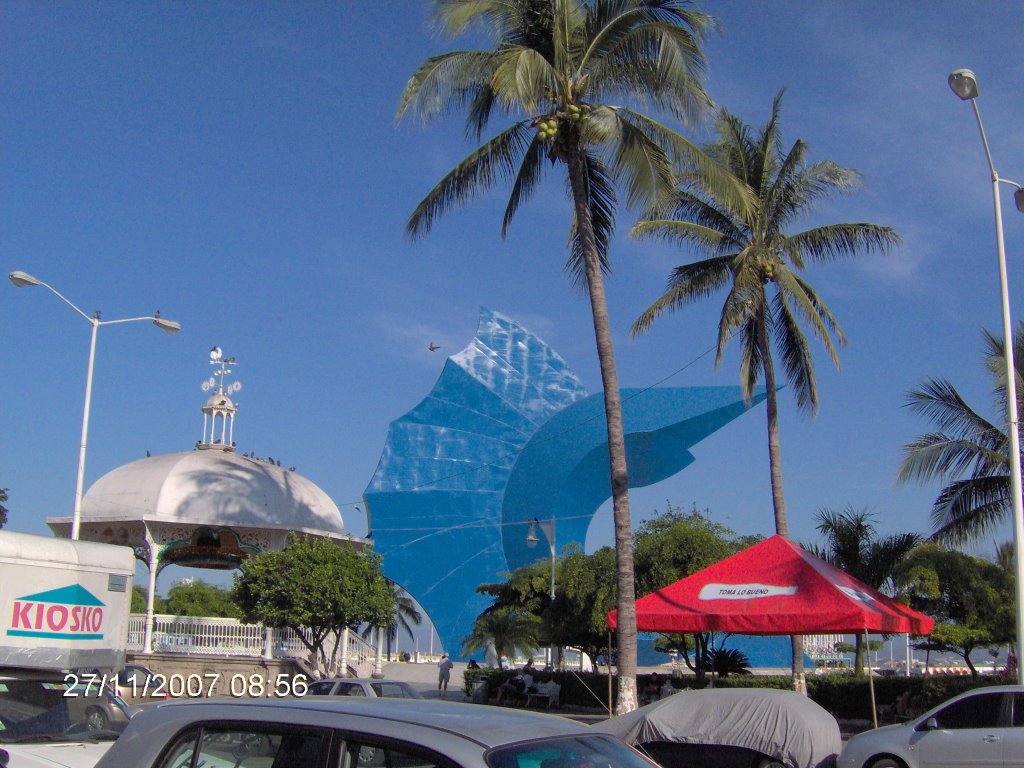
(838, 685, 1024, 768)
(92, 697, 657, 768)
(305, 677, 423, 699)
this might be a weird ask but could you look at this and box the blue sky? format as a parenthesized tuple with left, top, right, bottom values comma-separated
(3, 0, 1023, 617)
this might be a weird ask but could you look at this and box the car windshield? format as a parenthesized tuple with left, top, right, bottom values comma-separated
(488, 735, 656, 768)
(0, 677, 131, 744)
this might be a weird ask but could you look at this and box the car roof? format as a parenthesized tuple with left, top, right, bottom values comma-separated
(125, 696, 591, 748)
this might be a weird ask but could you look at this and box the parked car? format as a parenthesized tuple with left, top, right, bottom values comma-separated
(838, 684, 1024, 768)
(0, 668, 133, 767)
(113, 664, 167, 702)
(594, 687, 842, 768)
(91, 697, 658, 768)
(304, 677, 423, 699)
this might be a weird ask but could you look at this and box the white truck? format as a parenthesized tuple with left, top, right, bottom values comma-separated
(0, 530, 135, 768)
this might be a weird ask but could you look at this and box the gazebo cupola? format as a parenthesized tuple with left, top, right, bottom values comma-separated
(199, 346, 241, 451)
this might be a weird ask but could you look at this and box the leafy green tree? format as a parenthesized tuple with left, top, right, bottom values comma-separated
(131, 585, 166, 614)
(0, 487, 8, 528)
(631, 92, 900, 687)
(895, 544, 1014, 676)
(462, 609, 543, 668)
(164, 579, 242, 618)
(399, 0, 746, 712)
(233, 535, 395, 677)
(898, 326, 1024, 544)
(805, 506, 921, 675)
(553, 546, 618, 667)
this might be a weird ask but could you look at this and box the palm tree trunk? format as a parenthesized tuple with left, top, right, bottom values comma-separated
(757, 315, 806, 692)
(566, 149, 638, 714)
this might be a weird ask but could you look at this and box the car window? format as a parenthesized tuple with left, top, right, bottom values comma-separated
(156, 726, 330, 768)
(307, 681, 338, 696)
(932, 693, 1004, 729)
(334, 683, 367, 697)
(371, 683, 413, 698)
(487, 735, 657, 768)
(1014, 693, 1024, 727)
(340, 734, 451, 768)
(0, 678, 130, 743)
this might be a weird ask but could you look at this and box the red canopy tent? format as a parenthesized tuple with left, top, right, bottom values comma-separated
(607, 534, 933, 635)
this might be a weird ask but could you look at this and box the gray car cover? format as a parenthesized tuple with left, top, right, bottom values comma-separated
(593, 687, 840, 768)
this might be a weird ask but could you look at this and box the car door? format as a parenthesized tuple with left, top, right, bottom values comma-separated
(154, 724, 333, 768)
(914, 691, 1007, 768)
(1006, 693, 1024, 768)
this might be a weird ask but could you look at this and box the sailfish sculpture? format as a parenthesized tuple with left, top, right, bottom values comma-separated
(364, 308, 765, 657)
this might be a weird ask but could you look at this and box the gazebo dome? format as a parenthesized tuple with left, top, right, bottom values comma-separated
(79, 450, 345, 535)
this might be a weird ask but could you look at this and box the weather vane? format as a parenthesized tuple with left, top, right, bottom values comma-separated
(202, 346, 242, 397)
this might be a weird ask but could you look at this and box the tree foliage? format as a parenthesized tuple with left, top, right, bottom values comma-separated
(462, 609, 542, 668)
(164, 580, 242, 618)
(232, 536, 394, 676)
(805, 506, 921, 675)
(895, 543, 1014, 676)
(899, 325, 1024, 545)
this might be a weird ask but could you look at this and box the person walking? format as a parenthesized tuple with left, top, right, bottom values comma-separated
(438, 653, 454, 692)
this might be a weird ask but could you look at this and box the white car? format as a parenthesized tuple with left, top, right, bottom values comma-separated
(91, 696, 657, 768)
(304, 677, 423, 699)
(838, 685, 1024, 768)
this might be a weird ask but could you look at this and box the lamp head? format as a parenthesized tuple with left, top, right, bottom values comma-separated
(1015, 187, 1024, 214)
(949, 69, 979, 100)
(153, 317, 181, 334)
(9, 270, 41, 288)
(526, 521, 539, 547)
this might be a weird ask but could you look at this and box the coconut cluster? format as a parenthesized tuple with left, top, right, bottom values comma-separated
(535, 103, 591, 143)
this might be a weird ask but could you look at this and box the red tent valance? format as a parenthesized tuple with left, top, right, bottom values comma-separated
(608, 535, 933, 635)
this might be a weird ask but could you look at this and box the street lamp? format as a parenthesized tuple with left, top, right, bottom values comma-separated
(9, 270, 181, 540)
(949, 69, 1024, 685)
(526, 516, 557, 668)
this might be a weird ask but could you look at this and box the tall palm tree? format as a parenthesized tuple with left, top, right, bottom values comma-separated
(631, 91, 901, 687)
(806, 506, 921, 674)
(899, 326, 1024, 544)
(398, 0, 746, 712)
(462, 609, 542, 669)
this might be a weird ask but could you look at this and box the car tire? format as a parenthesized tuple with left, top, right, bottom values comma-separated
(867, 759, 905, 768)
(85, 706, 110, 731)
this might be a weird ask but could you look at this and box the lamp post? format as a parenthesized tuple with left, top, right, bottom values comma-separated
(9, 270, 181, 540)
(948, 69, 1024, 686)
(526, 516, 556, 668)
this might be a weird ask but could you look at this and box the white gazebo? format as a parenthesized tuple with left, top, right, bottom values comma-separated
(47, 348, 369, 656)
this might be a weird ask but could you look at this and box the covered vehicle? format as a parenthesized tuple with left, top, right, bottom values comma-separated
(593, 688, 841, 768)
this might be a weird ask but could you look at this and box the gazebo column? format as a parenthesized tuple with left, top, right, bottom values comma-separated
(340, 627, 349, 677)
(374, 627, 383, 676)
(143, 528, 159, 654)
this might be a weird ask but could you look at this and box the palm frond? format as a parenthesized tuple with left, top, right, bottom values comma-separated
(407, 122, 534, 238)
(903, 379, 1002, 443)
(772, 289, 819, 415)
(630, 252, 735, 335)
(898, 433, 1007, 484)
(790, 223, 901, 264)
(502, 132, 548, 236)
(491, 46, 558, 113)
(630, 219, 728, 252)
(930, 475, 1010, 546)
(396, 50, 501, 124)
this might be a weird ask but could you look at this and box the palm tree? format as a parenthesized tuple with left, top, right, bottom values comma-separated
(398, 0, 746, 712)
(806, 506, 921, 675)
(899, 326, 1024, 544)
(462, 609, 542, 669)
(631, 91, 900, 688)
(363, 581, 423, 660)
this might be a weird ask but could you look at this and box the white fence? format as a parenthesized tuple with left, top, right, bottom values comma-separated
(127, 614, 377, 676)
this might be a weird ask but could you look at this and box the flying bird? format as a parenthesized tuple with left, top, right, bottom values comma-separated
(428, 342, 440, 352)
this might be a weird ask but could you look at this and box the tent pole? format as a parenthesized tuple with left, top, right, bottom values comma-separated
(865, 630, 878, 728)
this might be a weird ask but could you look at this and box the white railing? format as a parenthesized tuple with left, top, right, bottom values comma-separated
(127, 614, 378, 676)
